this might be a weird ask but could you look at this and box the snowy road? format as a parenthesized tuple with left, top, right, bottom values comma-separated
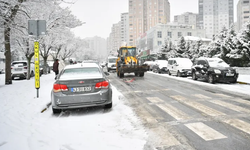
(110, 72, 250, 150)
(1, 69, 250, 150)
(0, 73, 148, 150)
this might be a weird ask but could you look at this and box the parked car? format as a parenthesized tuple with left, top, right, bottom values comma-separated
(143, 61, 156, 71)
(40, 61, 51, 75)
(191, 57, 238, 84)
(152, 60, 168, 74)
(51, 63, 112, 114)
(11, 60, 35, 79)
(167, 58, 192, 77)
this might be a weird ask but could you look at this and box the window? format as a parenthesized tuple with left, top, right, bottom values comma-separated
(178, 32, 182, 37)
(157, 31, 162, 38)
(168, 32, 172, 38)
(187, 32, 192, 36)
(158, 41, 162, 46)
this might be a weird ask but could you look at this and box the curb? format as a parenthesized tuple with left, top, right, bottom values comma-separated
(237, 81, 250, 85)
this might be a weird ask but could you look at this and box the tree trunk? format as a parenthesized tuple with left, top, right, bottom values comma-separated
(4, 24, 12, 85)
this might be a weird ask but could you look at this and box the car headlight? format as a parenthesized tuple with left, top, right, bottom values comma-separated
(214, 69, 221, 74)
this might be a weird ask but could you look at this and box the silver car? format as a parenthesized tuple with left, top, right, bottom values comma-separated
(51, 63, 112, 114)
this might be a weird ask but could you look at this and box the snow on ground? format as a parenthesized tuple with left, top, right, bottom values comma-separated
(0, 73, 148, 150)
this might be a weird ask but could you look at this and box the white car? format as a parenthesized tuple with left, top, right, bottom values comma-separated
(143, 61, 156, 71)
(11, 60, 35, 79)
(167, 58, 192, 77)
(107, 56, 117, 72)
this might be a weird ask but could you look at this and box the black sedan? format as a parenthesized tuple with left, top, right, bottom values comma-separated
(191, 57, 238, 84)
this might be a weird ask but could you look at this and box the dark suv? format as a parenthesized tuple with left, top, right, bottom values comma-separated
(191, 57, 238, 84)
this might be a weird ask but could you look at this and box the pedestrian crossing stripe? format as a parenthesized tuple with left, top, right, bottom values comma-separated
(214, 93, 232, 98)
(147, 97, 164, 103)
(210, 100, 250, 113)
(156, 103, 190, 120)
(185, 122, 227, 141)
(171, 95, 226, 117)
(231, 98, 250, 106)
(223, 119, 250, 135)
(193, 94, 211, 99)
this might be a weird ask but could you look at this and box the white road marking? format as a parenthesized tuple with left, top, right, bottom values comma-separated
(157, 103, 190, 120)
(193, 94, 211, 99)
(214, 93, 232, 98)
(171, 95, 225, 116)
(224, 119, 250, 135)
(147, 97, 165, 103)
(210, 100, 250, 113)
(151, 126, 180, 147)
(185, 122, 227, 141)
(232, 98, 250, 106)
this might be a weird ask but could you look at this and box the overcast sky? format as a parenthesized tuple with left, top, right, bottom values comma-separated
(68, 0, 239, 39)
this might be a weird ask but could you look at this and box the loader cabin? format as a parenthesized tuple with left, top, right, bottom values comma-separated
(118, 46, 137, 57)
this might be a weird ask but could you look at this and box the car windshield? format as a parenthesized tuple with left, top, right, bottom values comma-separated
(109, 58, 117, 63)
(208, 59, 229, 67)
(60, 67, 101, 79)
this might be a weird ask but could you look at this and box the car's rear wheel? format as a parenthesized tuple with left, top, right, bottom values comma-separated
(104, 102, 112, 109)
(52, 108, 61, 114)
(168, 71, 171, 76)
(208, 74, 215, 84)
(192, 72, 197, 80)
(134, 72, 138, 76)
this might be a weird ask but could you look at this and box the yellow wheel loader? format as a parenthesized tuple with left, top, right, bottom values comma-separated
(116, 46, 149, 78)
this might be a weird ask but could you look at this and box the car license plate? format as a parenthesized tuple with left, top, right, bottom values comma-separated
(226, 73, 234, 76)
(15, 68, 22, 71)
(71, 87, 91, 92)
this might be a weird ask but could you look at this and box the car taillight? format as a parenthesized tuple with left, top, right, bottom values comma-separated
(95, 81, 109, 89)
(53, 84, 68, 92)
(24, 66, 27, 69)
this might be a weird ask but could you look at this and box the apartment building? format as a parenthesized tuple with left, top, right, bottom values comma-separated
(121, 13, 129, 45)
(198, 0, 234, 38)
(237, 0, 250, 31)
(107, 22, 121, 55)
(174, 12, 198, 29)
(84, 36, 107, 61)
(128, 0, 170, 46)
(137, 23, 206, 54)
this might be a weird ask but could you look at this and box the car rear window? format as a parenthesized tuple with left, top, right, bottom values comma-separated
(60, 67, 102, 79)
(12, 62, 27, 66)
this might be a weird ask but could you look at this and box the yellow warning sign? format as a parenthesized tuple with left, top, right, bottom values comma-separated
(34, 41, 40, 89)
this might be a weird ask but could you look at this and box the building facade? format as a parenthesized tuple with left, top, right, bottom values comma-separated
(174, 12, 198, 29)
(128, 0, 170, 46)
(121, 13, 129, 45)
(136, 23, 206, 54)
(237, 0, 250, 31)
(84, 36, 107, 61)
(107, 22, 121, 56)
(198, 0, 234, 38)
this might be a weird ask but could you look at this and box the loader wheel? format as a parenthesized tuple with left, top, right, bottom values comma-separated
(139, 72, 144, 77)
(119, 72, 124, 78)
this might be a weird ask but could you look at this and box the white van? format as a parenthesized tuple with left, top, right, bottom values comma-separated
(107, 56, 117, 72)
(167, 58, 192, 77)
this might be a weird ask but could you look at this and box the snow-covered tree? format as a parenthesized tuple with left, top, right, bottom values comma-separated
(176, 36, 186, 57)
